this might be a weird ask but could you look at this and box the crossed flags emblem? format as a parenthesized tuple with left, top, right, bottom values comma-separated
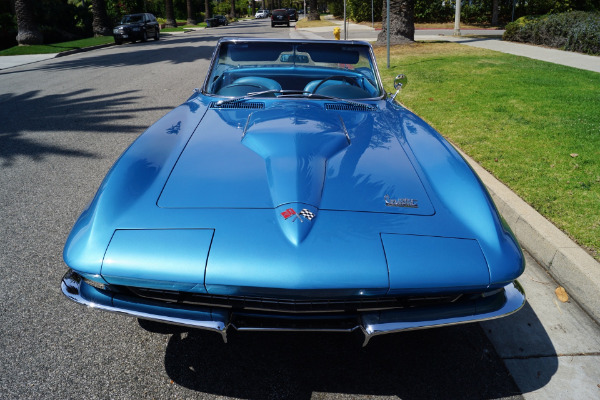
(281, 208, 315, 222)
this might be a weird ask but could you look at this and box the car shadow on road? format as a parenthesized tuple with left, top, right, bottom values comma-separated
(142, 306, 558, 399)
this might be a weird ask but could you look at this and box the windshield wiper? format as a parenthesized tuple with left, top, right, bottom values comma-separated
(215, 90, 377, 110)
(215, 90, 307, 106)
(306, 93, 377, 109)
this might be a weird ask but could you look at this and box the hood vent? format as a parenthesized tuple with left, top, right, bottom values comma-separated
(325, 103, 378, 112)
(210, 101, 265, 109)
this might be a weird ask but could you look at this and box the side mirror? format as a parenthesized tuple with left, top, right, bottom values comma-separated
(390, 74, 407, 102)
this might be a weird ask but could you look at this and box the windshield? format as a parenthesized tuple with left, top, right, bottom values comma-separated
(204, 41, 383, 100)
(121, 15, 143, 24)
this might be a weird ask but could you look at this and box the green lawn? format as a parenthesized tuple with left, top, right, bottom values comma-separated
(161, 23, 207, 32)
(295, 17, 337, 27)
(375, 42, 600, 260)
(0, 36, 114, 56)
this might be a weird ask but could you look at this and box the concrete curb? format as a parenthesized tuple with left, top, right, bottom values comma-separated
(457, 148, 600, 325)
(55, 42, 115, 58)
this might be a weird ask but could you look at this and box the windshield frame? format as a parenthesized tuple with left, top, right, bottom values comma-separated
(201, 38, 386, 101)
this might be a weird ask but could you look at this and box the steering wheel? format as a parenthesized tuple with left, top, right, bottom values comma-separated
(311, 75, 354, 94)
(216, 83, 270, 96)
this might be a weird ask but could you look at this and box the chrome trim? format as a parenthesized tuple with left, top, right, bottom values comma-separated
(62, 270, 525, 347)
(360, 281, 526, 346)
(61, 270, 229, 342)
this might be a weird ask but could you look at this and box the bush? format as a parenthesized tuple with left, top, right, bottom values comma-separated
(0, 12, 17, 50)
(328, 0, 381, 22)
(414, 0, 454, 23)
(503, 11, 600, 55)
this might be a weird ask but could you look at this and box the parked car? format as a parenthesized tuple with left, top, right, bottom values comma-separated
(113, 13, 159, 45)
(286, 8, 298, 21)
(271, 9, 290, 27)
(214, 15, 229, 26)
(255, 9, 269, 18)
(206, 15, 228, 28)
(61, 38, 525, 346)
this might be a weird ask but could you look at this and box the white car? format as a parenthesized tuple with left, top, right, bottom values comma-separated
(255, 10, 269, 18)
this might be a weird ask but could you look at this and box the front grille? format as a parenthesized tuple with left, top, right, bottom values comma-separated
(209, 101, 265, 109)
(125, 287, 463, 314)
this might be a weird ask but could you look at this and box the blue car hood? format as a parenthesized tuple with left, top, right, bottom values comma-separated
(158, 102, 434, 216)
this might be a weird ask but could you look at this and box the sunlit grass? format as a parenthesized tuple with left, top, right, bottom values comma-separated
(356, 21, 503, 30)
(161, 23, 207, 32)
(375, 42, 600, 260)
(295, 17, 336, 28)
(0, 36, 114, 56)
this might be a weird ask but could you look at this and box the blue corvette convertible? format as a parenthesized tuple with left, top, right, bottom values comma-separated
(61, 38, 525, 345)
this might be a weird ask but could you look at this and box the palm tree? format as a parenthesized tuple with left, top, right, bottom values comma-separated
(165, 0, 177, 27)
(187, 0, 197, 25)
(377, 0, 414, 44)
(14, 0, 43, 45)
(308, 0, 319, 20)
(492, 0, 499, 26)
(204, 0, 211, 20)
(91, 0, 112, 36)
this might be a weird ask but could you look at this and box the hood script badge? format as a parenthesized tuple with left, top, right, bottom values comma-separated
(384, 195, 419, 208)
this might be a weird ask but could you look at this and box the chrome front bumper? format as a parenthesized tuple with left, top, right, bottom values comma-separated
(61, 270, 525, 346)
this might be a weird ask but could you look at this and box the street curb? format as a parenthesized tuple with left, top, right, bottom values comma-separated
(457, 148, 600, 325)
(55, 42, 115, 58)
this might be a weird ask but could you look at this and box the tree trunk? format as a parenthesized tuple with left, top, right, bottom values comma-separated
(491, 0, 499, 26)
(377, 0, 414, 45)
(14, 0, 43, 45)
(204, 0, 211, 20)
(165, 0, 177, 27)
(187, 0, 197, 25)
(308, 0, 319, 20)
(230, 0, 236, 18)
(251, 0, 256, 16)
(91, 0, 112, 36)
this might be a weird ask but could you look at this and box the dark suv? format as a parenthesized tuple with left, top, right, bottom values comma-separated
(271, 9, 290, 27)
(113, 13, 159, 45)
(286, 8, 298, 22)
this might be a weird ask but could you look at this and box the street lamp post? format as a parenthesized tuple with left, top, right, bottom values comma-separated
(386, 0, 390, 68)
(343, 0, 347, 40)
(454, 0, 461, 36)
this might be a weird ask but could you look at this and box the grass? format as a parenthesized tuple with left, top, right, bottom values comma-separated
(161, 23, 207, 32)
(355, 21, 502, 30)
(0, 36, 114, 56)
(295, 17, 337, 28)
(374, 42, 600, 260)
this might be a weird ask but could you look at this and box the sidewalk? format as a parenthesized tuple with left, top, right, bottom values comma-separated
(294, 17, 600, 73)
(0, 53, 57, 70)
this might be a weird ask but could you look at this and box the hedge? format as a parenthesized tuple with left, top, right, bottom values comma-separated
(503, 11, 600, 55)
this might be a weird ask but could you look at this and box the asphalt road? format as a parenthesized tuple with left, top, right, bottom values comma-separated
(0, 20, 525, 399)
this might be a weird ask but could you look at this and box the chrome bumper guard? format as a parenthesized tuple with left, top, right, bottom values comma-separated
(61, 270, 525, 346)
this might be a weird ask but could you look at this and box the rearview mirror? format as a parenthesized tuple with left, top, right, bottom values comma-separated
(394, 74, 407, 90)
(390, 74, 407, 102)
